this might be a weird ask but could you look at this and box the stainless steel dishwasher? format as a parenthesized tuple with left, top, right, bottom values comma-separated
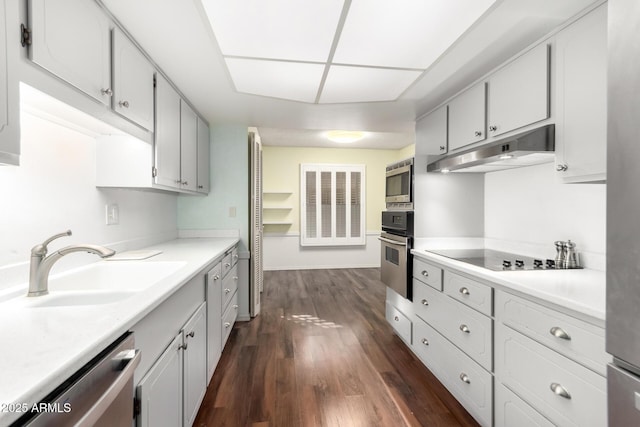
(13, 332, 140, 427)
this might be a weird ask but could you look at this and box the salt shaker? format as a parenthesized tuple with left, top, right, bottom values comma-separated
(554, 241, 566, 269)
(564, 240, 578, 269)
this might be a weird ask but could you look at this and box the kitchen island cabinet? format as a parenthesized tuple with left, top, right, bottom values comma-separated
(0, 0, 20, 165)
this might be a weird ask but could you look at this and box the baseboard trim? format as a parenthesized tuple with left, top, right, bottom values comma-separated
(265, 263, 379, 271)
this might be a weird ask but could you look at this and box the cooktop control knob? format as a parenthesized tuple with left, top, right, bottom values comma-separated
(546, 259, 556, 269)
(515, 259, 525, 268)
(503, 260, 512, 269)
(533, 259, 544, 269)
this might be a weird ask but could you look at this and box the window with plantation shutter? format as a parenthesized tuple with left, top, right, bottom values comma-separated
(300, 164, 365, 246)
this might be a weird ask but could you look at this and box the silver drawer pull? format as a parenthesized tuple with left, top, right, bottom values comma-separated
(421, 338, 429, 346)
(459, 287, 470, 295)
(225, 288, 231, 294)
(233, 304, 238, 310)
(459, 324, 470, 333)
(550, 326, 571, 340)
(224, 322, 231, 328)
(550, 383, 571, 399)
(224, 262, 231, 267)
(421, 270, 429, 277)
(421, 299, 429, 306)
(187, 331, 195, 338)
(234, 276, 239, 281)
(213, 274, 220, 280)
(394, 316, 400, 321)
(178, 343, 188, 351)
(459, 373, 471, 384)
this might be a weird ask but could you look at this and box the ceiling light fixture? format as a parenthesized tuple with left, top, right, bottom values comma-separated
(326, 130, 366, 143)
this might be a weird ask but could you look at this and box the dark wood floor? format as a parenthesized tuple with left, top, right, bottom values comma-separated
(194, 268, 480, 427)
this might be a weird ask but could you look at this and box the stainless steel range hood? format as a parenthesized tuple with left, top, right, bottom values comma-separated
(427, 124, 555, 173)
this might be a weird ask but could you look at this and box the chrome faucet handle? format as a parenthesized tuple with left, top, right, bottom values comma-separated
(31, 230, 72, 256)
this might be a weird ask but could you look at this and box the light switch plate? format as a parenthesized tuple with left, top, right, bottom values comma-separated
(106, 204, 119, 225)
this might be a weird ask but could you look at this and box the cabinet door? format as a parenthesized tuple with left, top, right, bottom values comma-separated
(180, 101, 198, 192)
(554, 4, 607, 182)
(488, 44, 550, 137)
(416, 105, 448, 155)
(0, 0, 19, 165)
(495, 383, 554, 427)
(137, 333, 183, 427)
(29, 0, 111, 106)
(206, 263, 222, 382)
(183, 303, 207, 427)
(448, 83, 486, 151)
(196, 117, 210, 193)
(154, 75, 181, 188)
(112, 28, 155, 131)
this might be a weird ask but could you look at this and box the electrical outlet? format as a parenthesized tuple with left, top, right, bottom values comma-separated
(105, 204, 119, 225)
(229, 207, 236, 218)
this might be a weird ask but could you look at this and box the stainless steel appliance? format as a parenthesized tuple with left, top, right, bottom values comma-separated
(13, 332, 140, 427)
(380, 211, 413, 300)
(607, 0, 640, 424)
(425, 248, 573, 271)
(385, 158, 413, 204)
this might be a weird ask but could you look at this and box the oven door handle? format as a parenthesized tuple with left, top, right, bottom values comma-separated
(378, 236, 407, 247)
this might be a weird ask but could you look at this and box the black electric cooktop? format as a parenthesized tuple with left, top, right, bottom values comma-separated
(425, 248, 559, 271)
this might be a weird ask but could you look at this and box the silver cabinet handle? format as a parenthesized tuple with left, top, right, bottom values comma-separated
(224, 322, 231, 328)
(550, 383, 571, 399)
(198, 185, 204, 189)
(224, 288, 231, 294)
(101, 88, 113, 96)
(474, 131, 482, 137)
(459, 287, 470, 295)
(175, 179, 182, 184)
(556, 164, 568, 172)
(224, 262, 231, 267)
(233, 304, 238, 309)
(550, 326, 571, 340)
(118, 100, 130, 108)
(489, 125, 498, 132)
(182, 181, 188, 185)
(460, 373, 471, 384)
(421, 270, 429, 277)
(178, 343, 188, 351)
(213, 274, 220, 281)
(187, 331, 195, 338)
(233, 276, 239, 281)
(421, 299, 429, 306)
(394, 316, 400, 321)
(459, 324, 470, 333)
(233, 254, 239, 260)
(421, 338, 429, 346)
(439, 145, 445, 151)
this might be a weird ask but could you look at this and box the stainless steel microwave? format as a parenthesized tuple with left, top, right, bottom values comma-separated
(385, 158, 413, 203)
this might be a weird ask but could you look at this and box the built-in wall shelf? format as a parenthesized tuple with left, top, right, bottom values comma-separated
(263, 191, 293, 228)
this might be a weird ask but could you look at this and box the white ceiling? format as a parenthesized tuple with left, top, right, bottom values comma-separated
(100, 0, 598, 148)
(257, 128, 414, 149)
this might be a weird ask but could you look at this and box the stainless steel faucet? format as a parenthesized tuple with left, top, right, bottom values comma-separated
(28, 230, 116, 297)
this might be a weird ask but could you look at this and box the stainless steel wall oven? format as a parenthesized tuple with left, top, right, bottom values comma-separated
(380, 211, 414, 300)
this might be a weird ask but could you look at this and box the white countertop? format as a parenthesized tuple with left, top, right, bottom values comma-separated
(411, 243, 606, 325)
(0, 237, 238, 426)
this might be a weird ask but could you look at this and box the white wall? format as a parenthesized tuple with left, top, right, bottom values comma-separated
(484, 162, 606, 268)
(0, 112, 178, 290)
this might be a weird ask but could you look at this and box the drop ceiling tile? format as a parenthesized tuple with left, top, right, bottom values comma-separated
(201, 0, 344, 62)
(225, 58, 325, 103)
(333, 0, 497, 69)
(319, 66, 422, 104)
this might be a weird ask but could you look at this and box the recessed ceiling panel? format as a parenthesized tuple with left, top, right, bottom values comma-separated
(333, 0, 497, 69)
(225, 58, 325, 103)
(201, 0, 345, 62)
(320, 66, 422, 104)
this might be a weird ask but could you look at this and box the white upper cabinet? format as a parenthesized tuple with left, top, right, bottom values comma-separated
(180, 101, 198, 192)
(0, 0, 19, 165)
(448, 82, 487, 151)
(29, 0, 112, 106)
(554, 4, 607, 182)
(112, 28, 155, 131)
(488, 43, 550, 137)
(154, 74, 182, 189)
(416, 105, 448, 155)
(197, 117, 210, 194)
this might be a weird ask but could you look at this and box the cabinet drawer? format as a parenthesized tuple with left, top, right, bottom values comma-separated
(222, 251, 234, 277)
(413, 258, 443, 291)
(495, 291, 607, 375)
(413, 317, 492, 427)
(443, 271, 492, 316)
(221, 291, 238, 348)
(414, 280, 492, 370)
(385, 302, 412, 344)
(495, 323, 607, 427)
(231, 247, 239, 267)
(221, 264, 239, 311)
(495, 383, 554, 427)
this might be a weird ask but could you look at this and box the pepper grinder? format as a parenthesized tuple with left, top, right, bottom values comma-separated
(554, 241, 566, 269)
(564, 240, 578, 269)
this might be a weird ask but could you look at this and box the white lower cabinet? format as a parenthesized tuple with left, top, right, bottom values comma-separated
(137, 303, 207, 427)
(495, 383, 554, 427)
(385, 302, 412, 344)
(206, 262, 222, 382)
